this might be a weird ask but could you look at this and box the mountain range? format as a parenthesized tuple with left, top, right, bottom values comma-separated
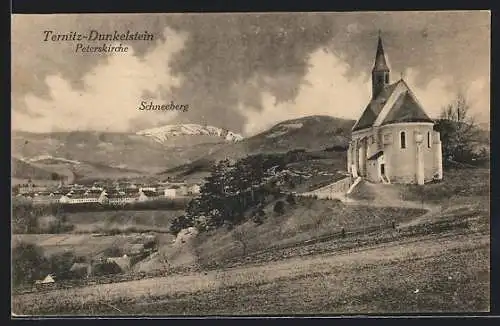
(11, 117, 352, 183)
(11, 116, 489, 184)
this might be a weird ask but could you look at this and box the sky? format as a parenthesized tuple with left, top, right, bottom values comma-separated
(11, 11, 490, 136)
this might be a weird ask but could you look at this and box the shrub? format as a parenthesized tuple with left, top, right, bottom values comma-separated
(331, 198, 343, 206)
(47, 251, 77, 280)
(93, 261, 122, 276)
(143, 238, 159, 250)
(74, 255, 87, 263)
(286, 193, 296, 205)
(46, 221, 75, 234)
(103, 246, 123, 258)
(252, 215, 264, 225)
(169, 215, 194, 236)
(12, 242, 49, 287)
(273, 201, 285, 216)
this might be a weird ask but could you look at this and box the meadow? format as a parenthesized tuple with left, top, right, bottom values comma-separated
(11, 233, 156, 258)
(12, 230, 489, 315)
(11, 167, 491, 315)
(66, 210, 184, 234)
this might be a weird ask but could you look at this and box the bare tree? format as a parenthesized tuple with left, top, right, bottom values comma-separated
(436, 92, 483, 164)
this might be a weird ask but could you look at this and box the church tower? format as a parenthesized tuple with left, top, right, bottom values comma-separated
(372, 32, 390, 99)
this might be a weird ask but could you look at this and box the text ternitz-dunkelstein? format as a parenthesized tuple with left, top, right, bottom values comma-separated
(42, 30, 155, 42)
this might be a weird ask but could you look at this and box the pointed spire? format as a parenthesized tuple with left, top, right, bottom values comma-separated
(373, 32, 390, 72)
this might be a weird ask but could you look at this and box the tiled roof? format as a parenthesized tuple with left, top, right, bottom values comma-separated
(67, 194, 100, 199)
(381, 91, 433, 125)
(142, 190, 159, 197)
(86, 189, 103, 195)
(106, 193, 140, 199)
(352, 81, 400, 131)
(70, 189, 87, 195)
(123, 188, 139, 195)
(353, 79, 433, 131)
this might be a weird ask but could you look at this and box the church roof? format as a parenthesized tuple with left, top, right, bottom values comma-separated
(381, 91, 434, 125)
(352, 81, 400, 131)
(352, 79, 433, 131)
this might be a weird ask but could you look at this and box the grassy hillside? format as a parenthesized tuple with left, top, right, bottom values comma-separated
(11, 157, 62, 181)
(192, 197, 426, 265)
(33, 160, 145, 184)
(207, 115, 354, 162)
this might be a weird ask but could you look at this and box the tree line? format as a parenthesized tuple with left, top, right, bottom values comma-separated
(169, 153, 303, 235)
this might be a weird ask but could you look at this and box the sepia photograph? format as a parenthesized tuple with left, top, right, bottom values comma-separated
(11, 11, 490, 316)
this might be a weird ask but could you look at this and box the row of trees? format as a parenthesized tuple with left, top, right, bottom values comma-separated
(170, 154, 295, 235)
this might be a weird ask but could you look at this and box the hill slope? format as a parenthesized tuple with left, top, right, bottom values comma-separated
(207, 115, 354, 162)
(11, 157, 61, 181)
(157, 116, 354, 181)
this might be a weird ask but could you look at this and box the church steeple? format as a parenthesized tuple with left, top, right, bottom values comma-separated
(372, 31, 390, 99)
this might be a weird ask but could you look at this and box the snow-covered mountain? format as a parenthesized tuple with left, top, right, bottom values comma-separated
(28, 155, 81, 165)
(136, 124, 244, 143)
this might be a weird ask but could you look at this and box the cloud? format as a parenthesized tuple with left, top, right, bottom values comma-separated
(240, 49, 371, 136)
(11, 13, 490, 134)
(404, 69, 490, 122)
(241, 49, 489, 137)
(12, 27, 187, 133)
(403, 68, 455, 119)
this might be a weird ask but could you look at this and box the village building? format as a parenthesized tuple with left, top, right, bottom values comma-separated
(139, 186, 157, 192)
(35, 274, 55, 285)
(139, 189, 160, 201)
(176, 185, 189, 196)
(18, 181, 48, 194)
(59, 189, 103, 204)
(32, 191, 61, 204)
(102, 189, 140, 205)
(163, 187, 177, 198)
(347, 34, 443, 185)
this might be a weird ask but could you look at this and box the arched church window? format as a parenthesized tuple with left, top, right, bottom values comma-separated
(385, 74, 389, 84)
(427, 132, 431, 148)
(400, 131, 406, 149)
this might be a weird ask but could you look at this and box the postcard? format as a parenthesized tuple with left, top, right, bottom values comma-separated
(11, 11, 490, 316)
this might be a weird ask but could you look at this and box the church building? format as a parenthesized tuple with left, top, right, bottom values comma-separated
(347, 34, 443, 185)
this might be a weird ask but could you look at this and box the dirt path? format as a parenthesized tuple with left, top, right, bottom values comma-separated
(335, 180, 442, 227)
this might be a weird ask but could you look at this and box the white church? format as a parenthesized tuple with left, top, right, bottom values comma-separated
(347, 34, 443, 185)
